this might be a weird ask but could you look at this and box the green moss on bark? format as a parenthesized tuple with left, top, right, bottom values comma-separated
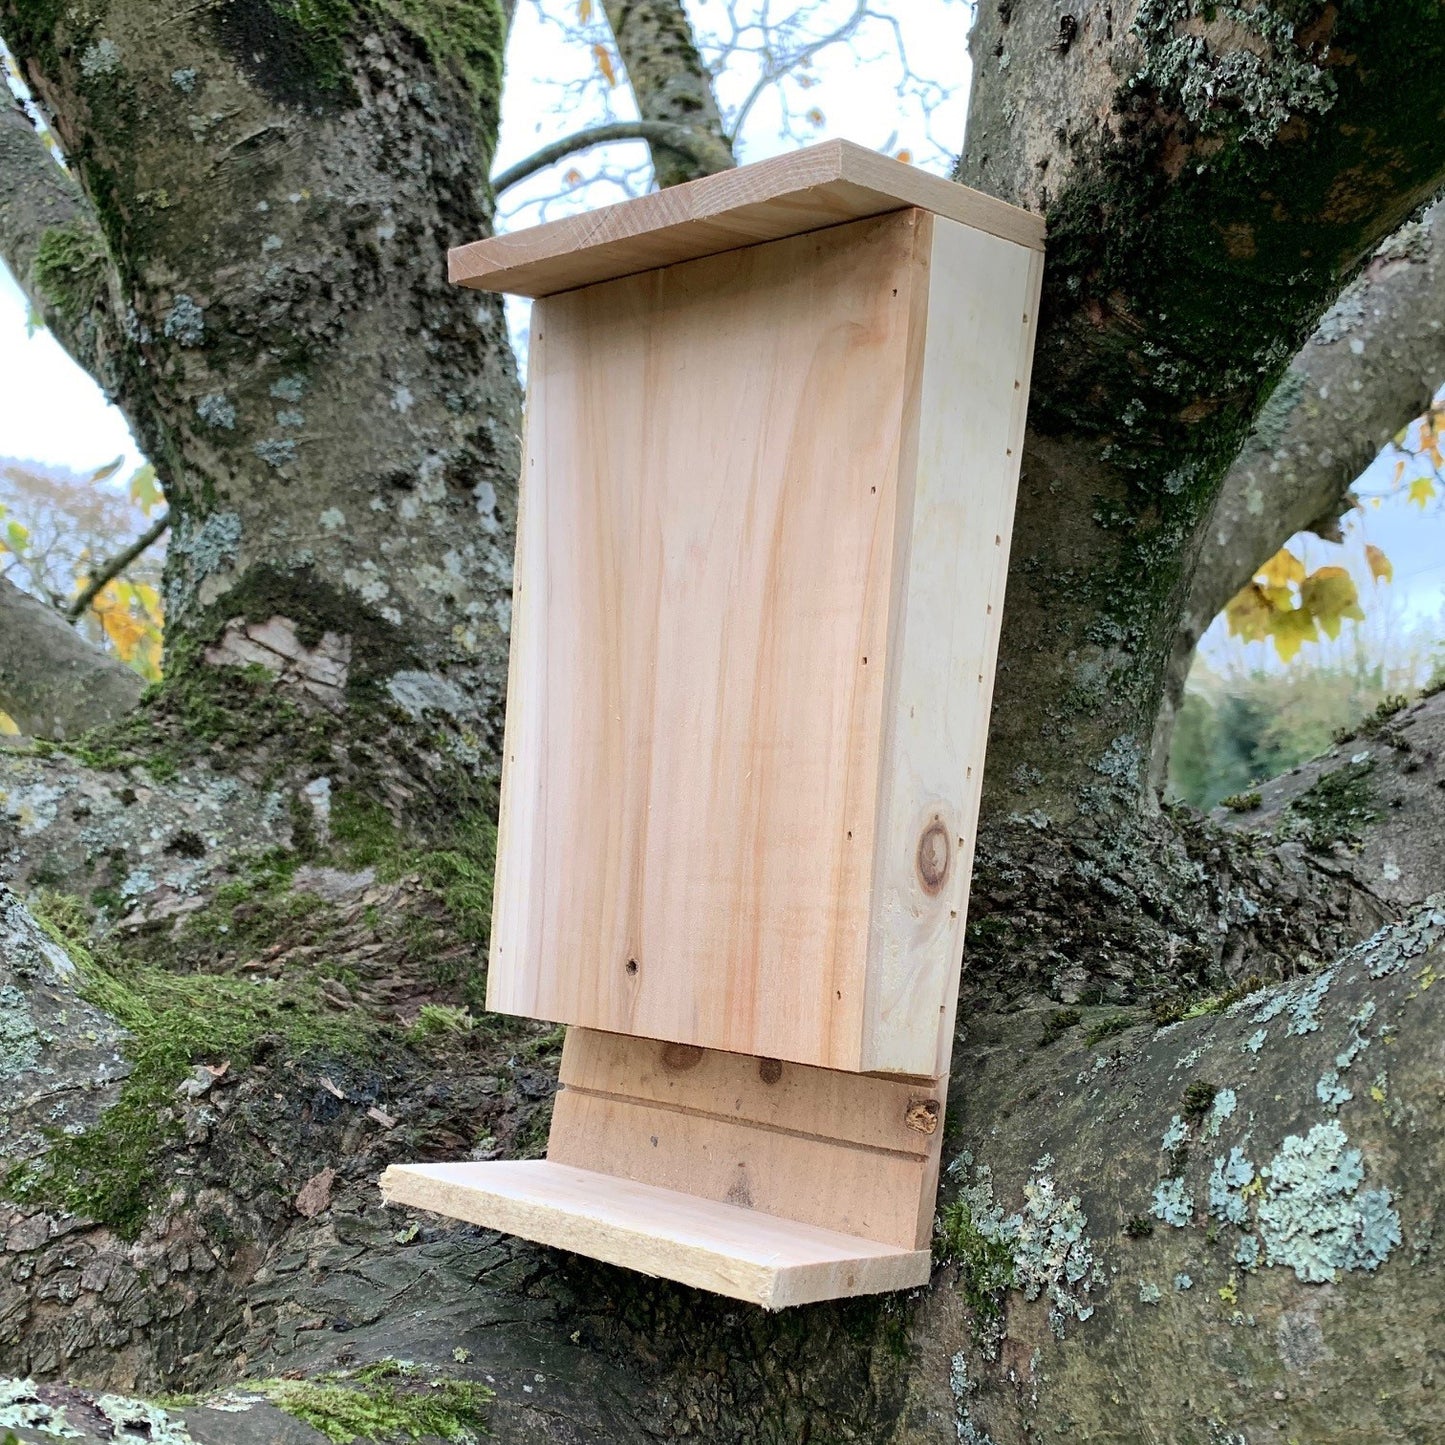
(256, 1360, 493, 1443)
(4, 892, 368, 1236)
(31, 220, 110, 328)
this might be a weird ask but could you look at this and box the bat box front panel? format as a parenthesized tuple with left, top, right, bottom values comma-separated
(489, 211, 928, 1071)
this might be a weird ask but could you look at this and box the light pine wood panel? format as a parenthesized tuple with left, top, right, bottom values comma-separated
(860, 219, 1046, 1076)
(488, 211, 931, 1071)
(551, 1030, 946, 1249)
(379, 1160, 932, 1309)
(548, 1091, 929, 1249)
(451, 139, 1044, 297)
(558, 1028, 940, 1156)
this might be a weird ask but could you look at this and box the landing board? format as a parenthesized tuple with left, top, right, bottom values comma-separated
(379, 1160, 931, 1310)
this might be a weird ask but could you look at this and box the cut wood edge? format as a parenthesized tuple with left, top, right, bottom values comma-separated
(457, 139, 1044, 297)
(379, 1160, 932, 1309)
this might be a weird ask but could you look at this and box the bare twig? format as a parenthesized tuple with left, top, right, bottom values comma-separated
(493, 118, 717, 193)
(64, 510, 170, 622)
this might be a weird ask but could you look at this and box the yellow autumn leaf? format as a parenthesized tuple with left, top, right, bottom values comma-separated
(563, 167, 583, 186)
(896, 148, 913, 163)
(1268, 606, 1318, 662)
(1365, 543, 1393, 584)
(131, 580, 163, 624)
(1408, 476, 1436, 508)
(6, 519, 30, 554)
(89, 580, 149, 663)
(1256, 546, 1305, 589)
(0, 709, 18, 736)
(806, 106, 825, 128)
(577, 0, 592, 21)
(592, 42, 617, 87)
(128, 463, 163, 515)
(1224, 582, 1274, 643)
(89, 455, 124, 483)
(1299, 565, 1364, 640)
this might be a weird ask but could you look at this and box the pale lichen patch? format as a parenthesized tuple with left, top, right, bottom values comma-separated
(949, 1154, 1102, 1337)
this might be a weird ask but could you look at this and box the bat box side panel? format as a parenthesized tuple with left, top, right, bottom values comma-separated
(488, 210, 930, 1071)
(860, 219, 1045, 1076)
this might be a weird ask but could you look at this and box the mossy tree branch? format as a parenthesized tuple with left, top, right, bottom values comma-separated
(1151, 196, 1445, 783)
(0, 90, 135, 441)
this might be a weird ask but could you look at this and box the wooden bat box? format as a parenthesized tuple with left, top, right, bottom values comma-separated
(382, 141, 1044, 1308)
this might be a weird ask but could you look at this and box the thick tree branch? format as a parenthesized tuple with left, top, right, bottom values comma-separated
(603, 0, 734, 187)
(492, 118, 717, 194)
(63, 509, 170, 622)
(0, 574, 142, 737)
(0, 92, 130, 410)
(958, 1, 1445, 821)
(1150, 199, 1445, 782)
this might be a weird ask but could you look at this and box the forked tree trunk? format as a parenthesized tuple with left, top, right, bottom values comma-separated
(2, 3, 1445, 1443)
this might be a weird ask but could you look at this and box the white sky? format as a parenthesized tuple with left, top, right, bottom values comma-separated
(0, 0, 1439, 667)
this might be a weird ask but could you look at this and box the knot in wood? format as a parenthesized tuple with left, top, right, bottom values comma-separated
(905, 1098, 941, 1134)
(661, 1043, 704, 1071)
(757, 1057, 784, 1085)
(916, 820, 951, 893)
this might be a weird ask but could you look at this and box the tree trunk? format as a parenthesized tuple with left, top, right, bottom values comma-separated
(1, 0, 522, 786)
(603, 0, 735, 187)
(961, 0, 1445, 821)
(3, 3, 1445, 1443)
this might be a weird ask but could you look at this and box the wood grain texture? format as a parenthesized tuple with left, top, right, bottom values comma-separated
(489, 207, 1041, 1076)
(558, 1028, 940, 1155)
(860, 217, 1046, 1076)
(550, 1029, 946, 1249)
(379, 1160, 932, 1309)
(488, 211, 928, 1071)
(452, 139, 1044, 297)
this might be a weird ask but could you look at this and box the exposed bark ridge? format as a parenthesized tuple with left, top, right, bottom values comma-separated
(0, 90, 133, 433)
(1151, 200, 1445, 782)
(893, 894, 1445, 1444)
(0, 0, 523, 769)
(959, 0, 1445, 821)
(0, 575, 142, 738)
(1214, 685, 1445, 912)
(604, 0, 735, 186)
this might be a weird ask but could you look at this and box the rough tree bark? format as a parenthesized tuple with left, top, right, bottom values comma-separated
(1150, 199, 1445, 784)
(1, 0, 523, 786)
(0, 575, 142, 737)
(602, 0, 734, 186)
(1, 4, 1445, 1445)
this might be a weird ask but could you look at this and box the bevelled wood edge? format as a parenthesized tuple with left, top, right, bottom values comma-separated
(450, 139, 1044, 297)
